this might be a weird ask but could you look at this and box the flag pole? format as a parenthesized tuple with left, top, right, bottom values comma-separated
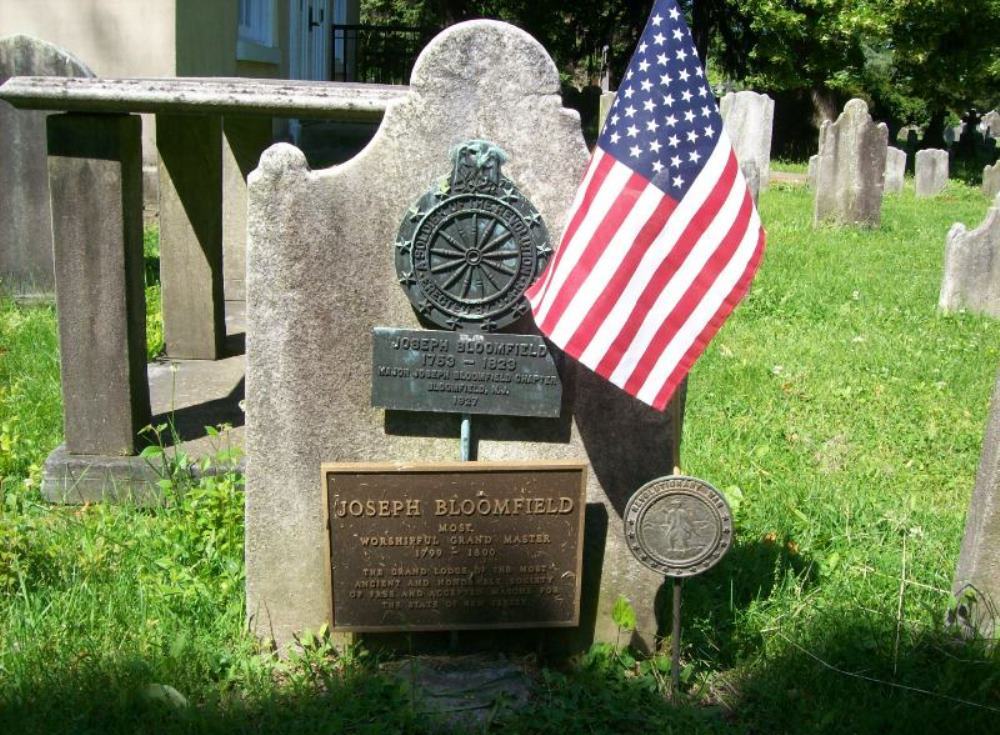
(671, 576, 682, 698)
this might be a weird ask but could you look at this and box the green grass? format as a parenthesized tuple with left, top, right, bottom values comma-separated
(2, 184, 999, 733)
(771, 159, 809, 174)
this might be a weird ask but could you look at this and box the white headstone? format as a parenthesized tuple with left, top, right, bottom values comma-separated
(983, 159, 1000, 200)
(884, 146, 906, 194)
(812, 99, 888, 228)
(939, 195, 1000, 318)
(982, 110, 1000, 138)
(244, 21, 683, 652)
(915, 148, 949, 198)
(720, 91, 775, 189)
(807, 154, 818, 188)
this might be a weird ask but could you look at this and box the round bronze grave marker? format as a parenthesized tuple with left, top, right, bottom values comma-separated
(394, 140, 551, 332)
(624, 476, 733, 577)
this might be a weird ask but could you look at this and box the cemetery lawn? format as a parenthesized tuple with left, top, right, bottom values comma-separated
(2, 180, 1000, 733)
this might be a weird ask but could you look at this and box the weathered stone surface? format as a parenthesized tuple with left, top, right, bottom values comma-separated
(951, 367, 1000, 637)
(983, 159, 1000, 200)
(915, 148, 949, 198)
(598, 91, 614, 131)
(0, 35, 93, 295)
(245, 21, 683, 653)
(0, 75, 406, 120)
(982, 110, 1000, 139)
(46, 113, 150, 456)
(741, 159, 760, 204)
(158, 113, 226, 359)
(813, 99, 888, 228)
(884, 146, 906, 194)
(939, 196, 1000, 318)
(720, 91, 774, 188)
(807, 154, 818, 188)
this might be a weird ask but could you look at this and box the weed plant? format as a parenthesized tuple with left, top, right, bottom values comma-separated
(1, 182, 999, 733)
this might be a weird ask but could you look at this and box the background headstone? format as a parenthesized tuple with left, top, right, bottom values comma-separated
(951, 366, 1000, 638)
(915, 148, 949, 198)
(720, 91, 775, 189)
(944, 123, 966, 148)
(807, 153, 818, 188)
(939, 195, 1000, 318)
(598, 91, 615, 132)
(983, 159, 1000, 200)
(982, 110, 1000, 138)
(245, 21, 683, 652)
(884, 146, 906, 194)
(0, 34, 94, 296)
(812, 98, 888, 228)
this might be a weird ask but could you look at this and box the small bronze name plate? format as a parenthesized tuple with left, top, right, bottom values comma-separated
(371, 327, 562, 417)
(324, 462, 587, 632)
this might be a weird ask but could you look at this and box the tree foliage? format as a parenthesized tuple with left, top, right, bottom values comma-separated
(361, 0, 1000, 140)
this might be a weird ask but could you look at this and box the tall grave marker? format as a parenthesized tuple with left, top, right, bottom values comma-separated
(951, 368, 1000, 637)
(245, 21, 684, 651)
(813, 99, 888, 228)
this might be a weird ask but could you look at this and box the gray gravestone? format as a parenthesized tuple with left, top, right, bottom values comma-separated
(0, 35, 94, 296)
(983, 159, 1000, 200)
(982, 110, 1000, 139)
(813, 98, 888, 228)
(939, 195, 1000, 318)
(944, 123, 966, 147)
(807, 154, 818, 188)
(951, 367, 1000, 638)
(719, 91, 774, 189)
(884, 146, 906, 194)
(741, 159, 760, 204)
(915, 148, 949, 198)
(245, 21, 683, 652)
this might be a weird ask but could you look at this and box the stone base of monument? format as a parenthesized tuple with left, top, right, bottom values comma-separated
(41, 301, 246, 504)
(382, 655, 532, 726)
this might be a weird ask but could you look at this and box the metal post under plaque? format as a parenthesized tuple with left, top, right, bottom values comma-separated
(624, 476, 734, 697)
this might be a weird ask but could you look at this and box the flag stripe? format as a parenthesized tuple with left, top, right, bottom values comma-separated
(554, 193, 676, 350)
(623, 183, 753, 395)
(614, 153, 746, 389)
(646, 227, 765, 408)
(527, 150, 611, 308)
(540, 174, 662, 336)
(570, 136, 733, 367)
(532, 161, 634, 323)
(594, 152, 738, 379)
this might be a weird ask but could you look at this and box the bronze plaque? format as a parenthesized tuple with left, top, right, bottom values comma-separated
(624, 476, 733, 578)
(371, 327, 562, 417)
(324, 462, 587, 632)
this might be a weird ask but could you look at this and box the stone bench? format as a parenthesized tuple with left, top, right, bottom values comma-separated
(0, 76, 407, 499)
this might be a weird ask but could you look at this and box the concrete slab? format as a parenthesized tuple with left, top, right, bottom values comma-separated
(42, 300, 246, 503)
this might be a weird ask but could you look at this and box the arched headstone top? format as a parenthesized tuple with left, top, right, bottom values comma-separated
(0, 34, 94, 84)
(409, 20, 561, 97)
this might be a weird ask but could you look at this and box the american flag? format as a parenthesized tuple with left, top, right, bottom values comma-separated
(527, 0, 765, 410)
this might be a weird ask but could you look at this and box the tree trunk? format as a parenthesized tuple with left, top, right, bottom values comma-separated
(924, 110, 946, 149)
(691, 0, 711, 64)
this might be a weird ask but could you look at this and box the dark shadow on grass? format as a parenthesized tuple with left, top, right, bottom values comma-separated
(4, 592, 997, 734)
(654, 538, 819, 666)
(732, 615, 1000, 733)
